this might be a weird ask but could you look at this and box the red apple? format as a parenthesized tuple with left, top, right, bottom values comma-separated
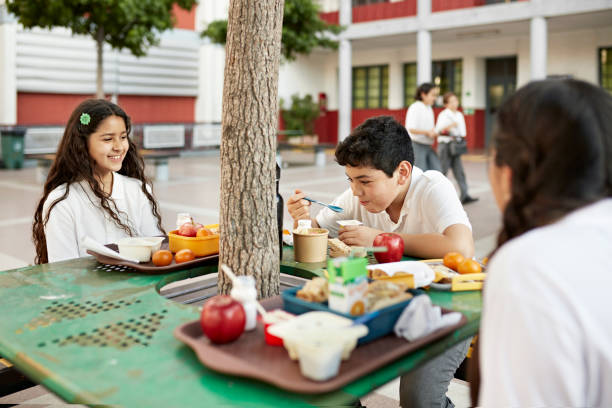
(200, 295, 246, 344)
(373, 233, 404, 263)
(194, 223, 205, 231)
(178, 222, 197, 237)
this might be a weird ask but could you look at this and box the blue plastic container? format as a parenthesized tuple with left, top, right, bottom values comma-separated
(281, 286, 423, 344)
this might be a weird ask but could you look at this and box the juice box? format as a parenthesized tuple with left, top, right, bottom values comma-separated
(327, 257, 368, 315)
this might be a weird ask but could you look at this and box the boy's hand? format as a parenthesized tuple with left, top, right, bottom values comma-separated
(427, 129, 438, 139)
(287, 189, 311, 225)
(338, 225, 382, 247)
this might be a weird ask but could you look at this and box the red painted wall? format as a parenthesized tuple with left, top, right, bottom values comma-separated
(433, 0, 528, 12)
(323, 0, 527, 22)
(320, 11, 339, 25)
(17, 93, 195, 125)
(320, 0, 416, 24)
(315, 107, 485, 149)
(172, 3, 196, 30)
(17, 93, 93, 125)
(353, 0, 417, 22)
(118, 95, 195, 123)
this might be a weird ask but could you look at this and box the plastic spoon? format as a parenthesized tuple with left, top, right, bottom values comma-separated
(304, 197, 344, 213)
(220, 264, 268, 319)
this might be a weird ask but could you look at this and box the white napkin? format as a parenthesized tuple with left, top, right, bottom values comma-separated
(393, 295, 462, 341)
(82, 236, 140, 263)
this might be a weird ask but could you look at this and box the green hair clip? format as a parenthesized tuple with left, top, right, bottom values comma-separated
(80, 113, 91, 125)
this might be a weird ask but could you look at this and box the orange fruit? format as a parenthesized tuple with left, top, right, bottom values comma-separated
(152, 250, 173, 267)
(196, 227, 214, 237)
(457, 259, 482, 275)
(443, 252, 465, 271)
(175, 248, 195, 264)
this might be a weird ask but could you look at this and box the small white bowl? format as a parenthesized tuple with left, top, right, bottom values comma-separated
(116, 237, 164, 262)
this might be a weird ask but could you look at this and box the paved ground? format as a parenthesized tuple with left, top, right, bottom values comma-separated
(0, 149, 500, 269)
(0, 149, 499, 407)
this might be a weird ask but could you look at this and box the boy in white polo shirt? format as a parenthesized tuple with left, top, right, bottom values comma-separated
(287, 115, 473, 407)
(287, 115, 473, 260)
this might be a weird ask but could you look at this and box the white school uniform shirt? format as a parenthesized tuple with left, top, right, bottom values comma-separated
(479, 199, 612, 407)
(435, 108, 466, 144)
(315, 167, 471, 238)
(405, 100, 435, 145)
(43, 173, 163, 263)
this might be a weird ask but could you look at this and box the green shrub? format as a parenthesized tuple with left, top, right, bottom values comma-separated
(280, 94, 320, 135)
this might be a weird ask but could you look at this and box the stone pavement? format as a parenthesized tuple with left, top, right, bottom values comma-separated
(0, 149, 499, 269)
(0, 149, 499, 407)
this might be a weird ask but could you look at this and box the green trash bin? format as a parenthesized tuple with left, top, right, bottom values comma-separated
(1, 127, 26, 169)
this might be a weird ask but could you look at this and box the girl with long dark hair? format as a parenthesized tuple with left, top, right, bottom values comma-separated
(477, 79, 612, 406)
(32, 99, 164, 264)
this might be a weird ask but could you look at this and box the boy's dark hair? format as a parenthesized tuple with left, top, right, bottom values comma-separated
(335, 116, 414, 177)
(415, 82, 436, 101)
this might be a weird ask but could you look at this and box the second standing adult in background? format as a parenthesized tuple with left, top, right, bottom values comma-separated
(436, 92, 478, 205)
(405, 83, 442, 172)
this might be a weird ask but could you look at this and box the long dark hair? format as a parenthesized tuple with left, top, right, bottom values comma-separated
(32, 99, 165, 264)
(469, 79, 612, 405)
(492, 79, 612, 249)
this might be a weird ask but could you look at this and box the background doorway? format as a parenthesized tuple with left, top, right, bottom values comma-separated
(485, 57, 517, 145)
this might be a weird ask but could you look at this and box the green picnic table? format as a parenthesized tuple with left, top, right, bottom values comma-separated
(0, 248, 481, 407)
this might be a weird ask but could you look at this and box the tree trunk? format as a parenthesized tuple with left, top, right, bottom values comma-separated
(96, 26, 104, 99)
(218, 0, 285, 298)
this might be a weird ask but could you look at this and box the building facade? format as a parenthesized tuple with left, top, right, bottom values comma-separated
(1, 0, 612, 150)
(281, 0, 612, 147)
(0, 2, 221, 127)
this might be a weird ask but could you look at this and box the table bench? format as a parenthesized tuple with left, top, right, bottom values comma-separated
(276, 142, 335, 168)
(139, 149, 181, 182)
(26, 150, 180, 183)
(0, 247, 481, 406)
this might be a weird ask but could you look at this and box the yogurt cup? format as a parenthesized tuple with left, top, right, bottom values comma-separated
(337, 220, 363, 228)
(116, 237, 164, 262)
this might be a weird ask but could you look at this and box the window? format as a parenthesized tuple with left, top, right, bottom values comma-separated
(352, 0, 388, 6)
(403, 60, 463, 106)
(353, 65, 389, 109)
(600, 47, 612, 94)
(403, 63, 417, 106)
(432, 59, 462, 106)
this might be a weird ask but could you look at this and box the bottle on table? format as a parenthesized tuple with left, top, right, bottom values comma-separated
(276, 163, 284, 261)
(230, 275, 258, 331)
(176, 212, 193, 230)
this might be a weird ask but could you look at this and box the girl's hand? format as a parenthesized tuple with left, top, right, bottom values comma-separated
(286, 189, 311, 225)
(428, 129, 438, 139)
(338, 225, 382, 247)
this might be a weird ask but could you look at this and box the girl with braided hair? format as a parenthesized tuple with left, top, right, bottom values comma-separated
(32, 99, 164, 264)
(477, 79, 612, 406)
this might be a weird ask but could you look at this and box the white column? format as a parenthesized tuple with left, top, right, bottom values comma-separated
(388, 54, 403, 109)
(417, 29, 431, 85)
(338, 39, 352, 142)
(195, 0, 226, 123)
(530, 16, 547, 80)
(0, 4, 17, 125)
(337, 0, 352, 141)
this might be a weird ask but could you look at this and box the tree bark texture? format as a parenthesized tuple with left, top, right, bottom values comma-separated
(219, 0, 285, 298)
(96, 26, 104, 99)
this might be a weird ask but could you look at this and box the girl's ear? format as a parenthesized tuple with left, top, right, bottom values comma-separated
(397, 161, 412, 185)
(489, 162, 513, 211)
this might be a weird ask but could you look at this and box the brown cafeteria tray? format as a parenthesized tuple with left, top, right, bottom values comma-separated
(87, 239, 218, 274)
(174, 296, 467, 394)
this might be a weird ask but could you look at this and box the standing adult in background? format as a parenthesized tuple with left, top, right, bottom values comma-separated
(405, 83, 442, 171)
(436, 92, 478, 205)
